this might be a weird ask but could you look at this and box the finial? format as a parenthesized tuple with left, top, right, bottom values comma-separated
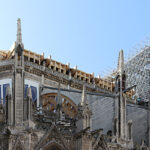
(48, 55, 51, 60)
(118, 50, 124, 75)
(98, 75, 101, 79)
(81, 84, 88, 106)
(67, 62, 70, 67)
(17, 18, 22, 44)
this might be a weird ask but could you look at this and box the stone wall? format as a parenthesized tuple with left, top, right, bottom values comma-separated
(14, 60, 150, 147)
(127, 104, 149, 145)
(41, 77, 114, 134)
(89, 96, 114, 134)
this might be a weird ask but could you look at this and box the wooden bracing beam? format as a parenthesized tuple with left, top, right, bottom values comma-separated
(0, 48, 135, 97)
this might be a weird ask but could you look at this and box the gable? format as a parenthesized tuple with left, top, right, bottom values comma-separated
(34, 124, 70, 150)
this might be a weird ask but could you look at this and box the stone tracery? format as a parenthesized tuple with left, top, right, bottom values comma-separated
(42, 93, 77, 118)
(0, 18, 149, 150)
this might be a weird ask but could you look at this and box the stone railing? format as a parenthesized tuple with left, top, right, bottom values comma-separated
(0, 59, 14, 66)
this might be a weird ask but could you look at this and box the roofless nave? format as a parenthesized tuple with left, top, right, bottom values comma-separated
(0, 18, 150, 150)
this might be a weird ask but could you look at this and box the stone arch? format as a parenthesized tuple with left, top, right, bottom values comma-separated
(34, 124, 70, 150)
(42, 142, 64, 150)
(41, 93, 77, 118)
(13, 138, 25, 150)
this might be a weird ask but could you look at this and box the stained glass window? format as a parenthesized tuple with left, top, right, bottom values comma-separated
(31, 86, 37, 102)
(24, 84, 28, 98)
(25, 84, 37, 102)
(3, 84, 9, 104)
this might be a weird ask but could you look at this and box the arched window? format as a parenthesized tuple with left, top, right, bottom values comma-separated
(114, 118, 117, 136)
(42, 93, 77, 118)
(86, 115, 88, 127)
(128, 120, 132, 140)
(42, 143, 63, 150)
(0, 79, 12, 104)
(24, 79, 39, 107)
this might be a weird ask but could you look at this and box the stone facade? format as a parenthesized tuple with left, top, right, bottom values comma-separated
(0, 19, 149, 150)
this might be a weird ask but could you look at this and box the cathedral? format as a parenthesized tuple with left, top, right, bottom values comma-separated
(0, 19, 150, 150)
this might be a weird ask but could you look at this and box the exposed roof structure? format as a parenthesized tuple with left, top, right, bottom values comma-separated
(0, 45, 135, 98)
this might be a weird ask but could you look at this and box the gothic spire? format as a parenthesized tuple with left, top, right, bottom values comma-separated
(81, 84, 88, 107)
(16, 18, 22, 44)
(118, 49, 124, 75)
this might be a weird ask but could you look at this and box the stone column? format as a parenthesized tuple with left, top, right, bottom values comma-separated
(6, 86, 13, 125)
(81, 134, 92, 150)
(28, 133, 31, 150)
(27, 87, 32, 121)
(127, 120, 132, 141)
(8, 135, 13, 150)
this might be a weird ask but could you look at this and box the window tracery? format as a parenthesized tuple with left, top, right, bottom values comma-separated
(42, 93, 77, 118)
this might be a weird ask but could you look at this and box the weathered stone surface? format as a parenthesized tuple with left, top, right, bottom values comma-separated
(0, 19, 149, 150)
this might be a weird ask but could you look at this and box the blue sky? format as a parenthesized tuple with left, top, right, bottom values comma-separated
(0, 0, 150, 76)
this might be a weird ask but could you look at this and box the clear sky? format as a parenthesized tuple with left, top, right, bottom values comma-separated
(0, 0, 150, 77)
